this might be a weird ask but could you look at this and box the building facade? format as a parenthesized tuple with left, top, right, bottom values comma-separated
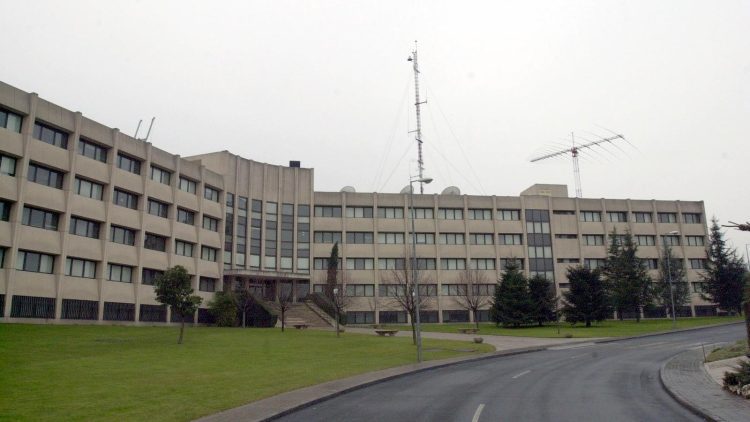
(0, 81, 714, 325)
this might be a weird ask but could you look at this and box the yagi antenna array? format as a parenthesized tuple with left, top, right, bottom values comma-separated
(530, 132, 626, 198)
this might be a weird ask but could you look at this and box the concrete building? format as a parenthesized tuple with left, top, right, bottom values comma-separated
(0, 81, 715, 325)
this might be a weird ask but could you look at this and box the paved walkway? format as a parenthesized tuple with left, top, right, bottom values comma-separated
(661, 348, 750, 421)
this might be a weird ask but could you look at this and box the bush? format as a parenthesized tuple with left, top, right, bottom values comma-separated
(723, 360, 750, 389)
(208, 291, 237, 327)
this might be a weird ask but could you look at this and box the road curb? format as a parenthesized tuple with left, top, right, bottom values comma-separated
(593, 321, 743, 345)
(659, 351, 718, 422)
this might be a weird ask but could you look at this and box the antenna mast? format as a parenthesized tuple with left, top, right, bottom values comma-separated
(530, 132, 626, 198)
(408, 41, 427, 193)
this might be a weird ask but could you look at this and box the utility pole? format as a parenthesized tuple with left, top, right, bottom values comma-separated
(408, 42, 427, 194)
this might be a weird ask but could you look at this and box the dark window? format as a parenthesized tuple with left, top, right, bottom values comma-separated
(27, 163, 64, 189)
(16, 250, 55, 273)
(61, 299, 98, 320)
(33, 122, 68, 149)
(199, 277, 217, 292)
(11, 295, 55, 318)
(74, 177, 104, 200)
(346, 311, 374, 324)
(0, 200, 11, 221)
(202, 215, 219, 231)
(683, 213, 702, 224)
(69, 216, 100, 239)
(147, 199, 169, 218)
(346, 231, 374, 244)
(110, 225, 136, 246)
(150, 166, 171, 185)
(379, 311, 407, 324)
(108, 264, 133, 282)
(314, 205, 342, 217)
(22, 206, 59, 231)
(177, 208, 195, 225)
(103, 302, 135, 321)
(140, 304, 166, 322)
(178, 176, 197, 194)
(657, 212, 678, 223)
(77, 138, 108, 162)
(144, 233, 167, 252)
(113, 189, 138, 209)
(0, 108, 23, 132)
(117, 153, 141, 174)
(442, 310, 470, 323)
(142, 268, 164, 285)
(204, 186, 219, 202)
(175, 240, 194, 257)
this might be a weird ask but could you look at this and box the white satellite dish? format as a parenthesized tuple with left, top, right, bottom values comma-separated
(441, 186, 461, 195)
(340, 186, 356, 193)
(399, 185, 413, 194)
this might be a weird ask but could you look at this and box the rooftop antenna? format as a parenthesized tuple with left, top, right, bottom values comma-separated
(407, 41, 427, 194)
(133, 117, 156, 141)
(530, 132, 626, 198)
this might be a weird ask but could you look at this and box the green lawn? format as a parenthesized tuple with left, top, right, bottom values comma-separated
(0, 324, 493, 422)
(379, 316, 743, 338)
(706, 339, 749, 362)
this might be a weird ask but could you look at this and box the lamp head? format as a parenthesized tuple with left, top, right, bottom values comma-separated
(668, 230, 680, 235)
(411, 176, 433, 184)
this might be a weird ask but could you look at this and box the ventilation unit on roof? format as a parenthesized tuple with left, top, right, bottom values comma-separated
(340, 186, 356, 193)
(441, 186, 461, 195)
(289, 161, 301, 168)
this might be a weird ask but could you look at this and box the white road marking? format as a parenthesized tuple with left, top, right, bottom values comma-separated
(471, 403, 485, 422)
(548, 342, 596, 350)
(512, 370, 531, 379)
(570, 353, 587, 359)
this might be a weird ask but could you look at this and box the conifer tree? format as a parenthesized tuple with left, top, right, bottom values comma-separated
(602, 230, 652, 321)
(561, 266, 611, 327)
(528, 275, 557, 326)
(701, 218, 747, 314)
(491, 261, 532, 327)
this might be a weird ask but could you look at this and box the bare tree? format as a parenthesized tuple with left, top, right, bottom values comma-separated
(456, 269, 492, 329)
(315, 271, 350, 337)
(277, 285, 294, 332)
(386, 265, 431, 345)
(332, 285, 349, 337)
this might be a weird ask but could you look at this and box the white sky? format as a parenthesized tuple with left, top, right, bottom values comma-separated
(2, 0, 749, 254)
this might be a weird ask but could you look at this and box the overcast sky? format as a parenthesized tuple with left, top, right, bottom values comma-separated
(2, 0, 749, 253)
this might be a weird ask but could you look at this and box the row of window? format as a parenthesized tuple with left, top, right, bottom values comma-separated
(315, 231, 525, 245)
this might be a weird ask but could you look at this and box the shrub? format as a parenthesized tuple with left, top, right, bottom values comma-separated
(208, 291, 237, 327)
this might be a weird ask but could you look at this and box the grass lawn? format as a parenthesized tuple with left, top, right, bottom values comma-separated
(706, 339, 749, 362)
(0, 324, 493, 422)
(379, 316, 743, 338)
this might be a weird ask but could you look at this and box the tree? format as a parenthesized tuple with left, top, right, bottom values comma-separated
(235, 287, 254, 328)
(277, 284, 294, 332)
(325, 242, 340, 302)
(456, 269, 492, 329)
(491, 261, 532, 328)
(528, 275, 557, 326)
(561, 266, 611, 327)
(653, 244, 691, 319)
(702, 218, 747, 314)
(744, 273, 750, 356)
(387, 263, 431, 344)
(207, 290, 237, 327)
(602, 230, 652, 321)
(332, 285, 348, 337)
(154, 265, 203, 344)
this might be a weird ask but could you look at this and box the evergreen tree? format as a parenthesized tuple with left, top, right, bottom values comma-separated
(701, 218, 747, 314)
(325, 242, 340, 302)
(528, 275, 557, 326)
(491, 262, 532, 327)
(561, 266, 611, 327)
(602, 230, 652, 321)
(154, 265, 203, 344)
(654, 244, 691, 318)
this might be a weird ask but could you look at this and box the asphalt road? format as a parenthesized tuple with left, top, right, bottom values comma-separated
(277, 324, 744, 422)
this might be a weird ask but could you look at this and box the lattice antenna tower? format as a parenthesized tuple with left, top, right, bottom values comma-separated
(407, 41, 427, 193)
(530, 132, 626, 198)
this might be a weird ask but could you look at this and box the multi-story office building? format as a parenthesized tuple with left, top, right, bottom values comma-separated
(0, 81, 714, 325)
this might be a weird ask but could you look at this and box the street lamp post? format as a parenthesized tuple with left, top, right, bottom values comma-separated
(662, 230, 680, 330)
(333, 287, 340, 337)
(409, 176, 432, 363)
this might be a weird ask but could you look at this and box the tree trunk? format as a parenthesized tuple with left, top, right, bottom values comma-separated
(281, 308, 285, 332)
(178, 320, 185, 344)
(474, 310, 479, 330)
(411, 319, 416, 345)
(242, 310, 246, 328)
(744, 301, 750, 357)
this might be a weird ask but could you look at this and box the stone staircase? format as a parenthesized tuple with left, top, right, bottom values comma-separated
(271, 302, 333, 328)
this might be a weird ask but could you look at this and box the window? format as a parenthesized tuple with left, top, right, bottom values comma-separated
(498, 209, 521, 220)
(178, 176, 197, 194)
(557, 258, 580, 263)
(74, 177, 104, 200)
(378, 232, 404, 244)
(607, 211, 628, 222)
(468, 208, 492, 220)
(346, 231, 374, 244)
(441, 284, 466, 296)
(345, 284, 375, 297)
(470, 233, 494, 245)
(150, 166, 171, 185)
(692, 282, 708, 293)
(345, 206, 373, 218)
(142, 268, 163, 285)
(555, 234, 577, 239)
(22, 206, 59, 231)
(204, 186, 220, 202)
(202, 215, 219, 232)
(16, 250, 55, 273)
(526, 221, 551, 234)
(110, 225, 136, 246)
(346, 258, 374, 270)
(580, 211, 602, 222)
(552, 210, 575, 215)
(27, 163, 64, 189)
(33, 122, 68, 149)
(175, 240, 194, 257)
(471, 258, 496, 270)
(379, 311, 407, 324)
(683, 213, 702, 224)
(689, 259, 706, 269)
(441, 258, 466, 270)
(499, 233, 523, 245)
(0, 200, 11, 221)
(147, 198, 169, 218)
(142, 233, 166, 251)
(411, 207, 434, 219)
(65, 257, 96, 278)
(112, 189, 138, 210)
(583, 235, 605, 246)
(314, 231, 342, 244)
(662, 235, 681, 246)
(201, 246, 218, 262)
(177, 208, 195, 225)
(439, 233, 465, 245)
(415, 258, 437, 270)
(411, 232, 435, 244)
(0, 108, 22, 132)
(108, 263, 133, 283)
(199, 277, 217, 292)
(528, 246, 553, 258)
(584, 258, 606, 270)
(633, 212, 653, 223)
(314, 257, 341, 270)
(378, 258, 405, 270)
(0, 154, 17, 176)
(116, 153, 141, 174)
(641, 258, 659, 270)
(346, 311, 374, 324)
(314, 205, 342, 217)
(500, 258, 524, 270)
(635, 235, 656, 246)
(438, 208, 463, 220)
(379, 285, 405, 297)
(378, 207, 404, 219)
(610, 234, 628, 246)
(658, 213, 678, 223)
(77, 138, 107, 162)
(686, 236, 705, 246)
(69, 216, 100, 239)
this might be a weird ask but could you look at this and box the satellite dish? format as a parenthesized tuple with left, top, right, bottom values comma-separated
(399, 185, 413, 194)
(340, 186, 356, 193)
(442, 186, 461, 195)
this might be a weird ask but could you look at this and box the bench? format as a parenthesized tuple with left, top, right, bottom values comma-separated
(375, 329, 398, 337)
(457, 328, 479, 334)
(293, 324, 309, 329)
